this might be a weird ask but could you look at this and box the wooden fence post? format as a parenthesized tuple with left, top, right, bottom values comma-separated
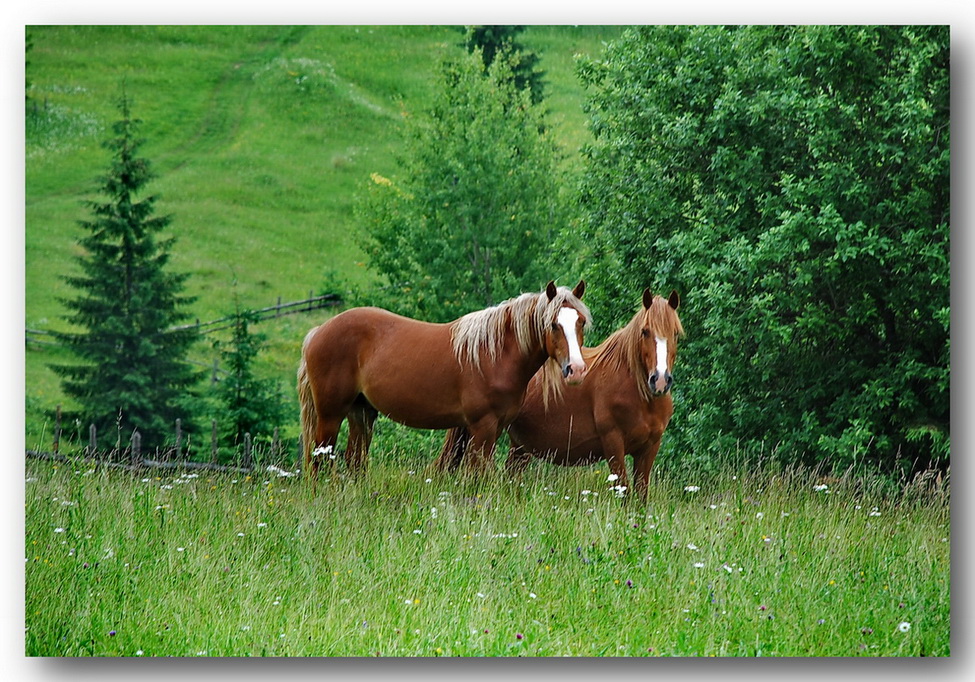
(54, 405, 62, 455)
(272, 427, 280, 460)
(131, 430, 141, 468)
(88, 424, 97, 458)
(174, 418, 182, 460)
(211, 420, 218, 465)
(243, 432, 252, 470)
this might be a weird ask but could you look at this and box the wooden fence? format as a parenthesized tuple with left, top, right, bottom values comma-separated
(24, 293, 339, 473)
(26, 408, 304, 477)
(26, 291, 342, 347)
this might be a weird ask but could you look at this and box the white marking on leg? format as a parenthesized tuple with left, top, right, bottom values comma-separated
(557, 308, 585, 370)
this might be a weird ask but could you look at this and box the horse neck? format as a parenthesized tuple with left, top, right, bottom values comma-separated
(588, 316, 656, 402)
(500, 318, 550, 384)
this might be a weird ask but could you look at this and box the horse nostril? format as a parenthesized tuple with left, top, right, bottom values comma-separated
(563, 365, 572, 378)
(666, 373, 673, 388)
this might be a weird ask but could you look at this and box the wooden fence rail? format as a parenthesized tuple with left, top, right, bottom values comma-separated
(26, 292, 342, 346)
(27, 407, 304, 477)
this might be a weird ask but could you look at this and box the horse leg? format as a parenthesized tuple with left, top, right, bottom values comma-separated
(463, 417, 500, 475)
(309, 415, 343, 483)
(430, 427, 472, 473)
(346, 402, 378, 477)
(632, 438, 662, 502)
(600, 431, 631, 496)
(504, 443, 534, 477)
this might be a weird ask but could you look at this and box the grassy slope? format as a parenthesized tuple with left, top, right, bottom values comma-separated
(25, 25, 623, 443)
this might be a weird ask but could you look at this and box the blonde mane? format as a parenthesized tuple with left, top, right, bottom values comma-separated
(541, 295, 684, 404)
(450, 286, 592, 378)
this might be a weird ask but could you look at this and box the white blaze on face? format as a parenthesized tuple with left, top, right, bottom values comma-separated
(557, 307, 585, 370)
(655, 336, 669, 376)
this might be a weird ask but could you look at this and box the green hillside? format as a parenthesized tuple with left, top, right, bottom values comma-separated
(25, 25, 623, 445)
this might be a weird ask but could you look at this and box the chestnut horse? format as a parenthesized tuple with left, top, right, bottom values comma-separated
(433, 288, 682, 500)
(297, 280, 590, 481)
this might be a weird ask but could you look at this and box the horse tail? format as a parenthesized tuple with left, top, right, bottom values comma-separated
(430, 426, 471, 472)
(297, 326, 320, 476)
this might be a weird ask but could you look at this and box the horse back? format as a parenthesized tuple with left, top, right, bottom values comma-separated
(305, 307, 466, 428)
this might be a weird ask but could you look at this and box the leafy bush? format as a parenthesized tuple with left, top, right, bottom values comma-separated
(358, 49, 571, 322)
(576, 26, 949, 473)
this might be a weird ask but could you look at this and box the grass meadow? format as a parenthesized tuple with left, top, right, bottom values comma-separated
(23, 26, 952, 660)
(25, 455, 949, 657)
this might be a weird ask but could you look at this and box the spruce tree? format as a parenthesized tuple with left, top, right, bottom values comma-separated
(213, 303, 285, 449)
(53, 91, 199, 447)
(463, 25, 546, 104)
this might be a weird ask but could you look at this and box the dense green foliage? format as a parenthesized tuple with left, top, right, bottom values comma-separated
(358, 49, 570, 322)
(576, 26, 949, 473)
(51, 94, 200, 446)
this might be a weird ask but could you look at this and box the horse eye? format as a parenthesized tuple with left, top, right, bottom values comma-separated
(641, 329, 650, 338)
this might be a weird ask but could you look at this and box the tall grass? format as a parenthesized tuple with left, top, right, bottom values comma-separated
(25, 456, 949, 657)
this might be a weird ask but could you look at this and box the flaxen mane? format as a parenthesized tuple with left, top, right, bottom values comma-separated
(450, 286, 592, 385)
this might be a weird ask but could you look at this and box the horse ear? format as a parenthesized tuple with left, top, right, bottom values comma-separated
(545, 280, 557, 301)
(668, 290, 680, 310)
(642, 287, 654, 309)
(572, 279, 586, 299)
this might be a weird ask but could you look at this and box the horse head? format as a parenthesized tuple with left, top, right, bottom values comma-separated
(639, 288, 682, 397)
(543, 279, 589, 385)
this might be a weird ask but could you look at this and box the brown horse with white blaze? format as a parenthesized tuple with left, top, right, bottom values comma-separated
(434, 288, 682, 500)
(297, 280, 590, 481)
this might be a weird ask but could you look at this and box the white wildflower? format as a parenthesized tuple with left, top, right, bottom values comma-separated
(313, 445, 336, 460)
(266, 465, 296, 478)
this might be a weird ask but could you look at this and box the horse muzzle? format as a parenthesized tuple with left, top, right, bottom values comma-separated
(562, 360, 588, 385)
(648, 370, 673, 396)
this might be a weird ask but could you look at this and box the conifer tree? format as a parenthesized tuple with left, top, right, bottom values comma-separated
(53, 91, 199, 446)
(463, 25, 545, 104)
(212, 302, 285, 449)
